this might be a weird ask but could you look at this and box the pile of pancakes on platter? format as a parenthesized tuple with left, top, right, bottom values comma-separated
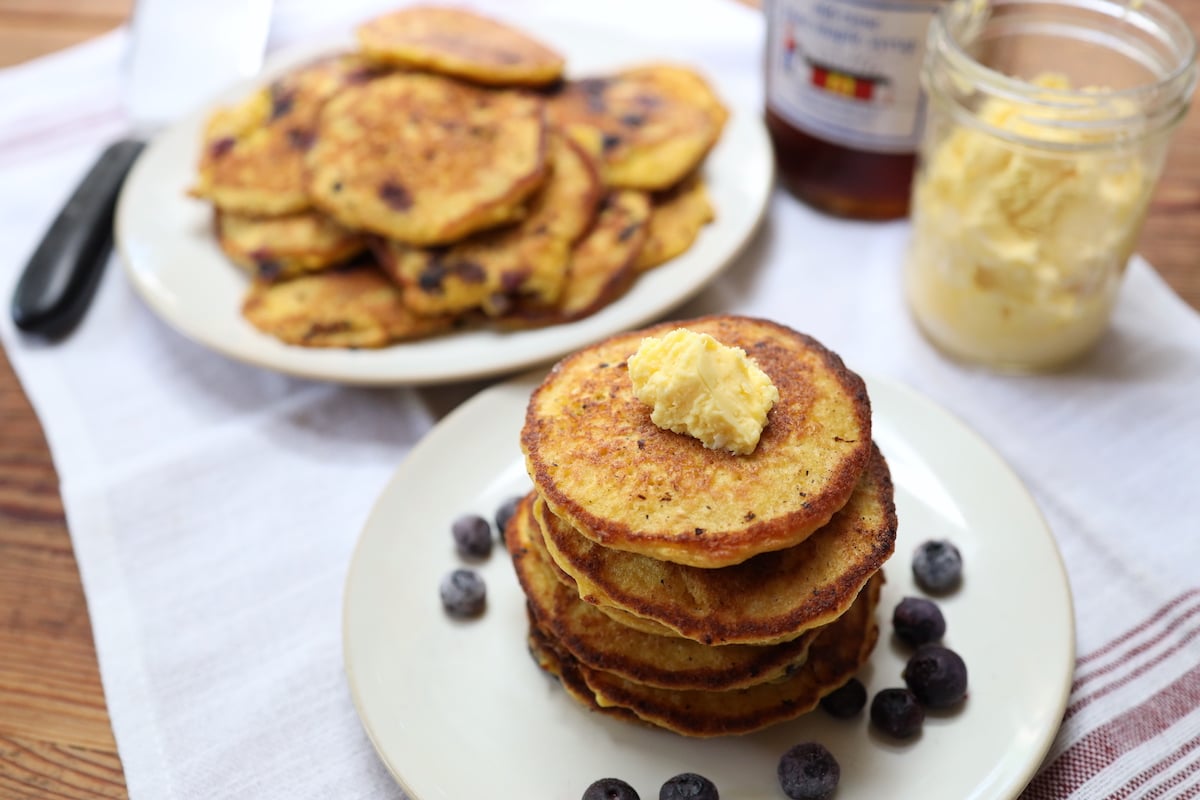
(506, 315, 897, 737)
(187, 5, 728, 348)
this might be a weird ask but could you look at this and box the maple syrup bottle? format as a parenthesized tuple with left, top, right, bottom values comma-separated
(764, 0, 942, 219)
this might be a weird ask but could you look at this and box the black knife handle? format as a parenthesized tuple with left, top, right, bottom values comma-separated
(11, 138, 146, 338)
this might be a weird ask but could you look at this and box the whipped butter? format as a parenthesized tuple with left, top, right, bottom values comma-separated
(906, 73, 1155, 370)
(628, 328, 779, 455)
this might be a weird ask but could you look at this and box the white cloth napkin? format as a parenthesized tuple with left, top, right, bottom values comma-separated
(2, 1, 1198, 797)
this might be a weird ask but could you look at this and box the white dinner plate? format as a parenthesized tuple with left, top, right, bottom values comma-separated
(113, 19, 773, 386)
(343, 370, 1075, 800)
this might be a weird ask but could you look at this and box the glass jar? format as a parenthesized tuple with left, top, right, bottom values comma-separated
(904, 0, 1197, 371)
(764, 0, 943, 219)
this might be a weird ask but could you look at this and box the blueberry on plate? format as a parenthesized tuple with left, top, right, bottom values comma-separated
(912, 539, 963, 594)
(494, 494, 524, 540)
(439, 568, 486, 618)
(659, 772, 718, 800)
(819, 677, 867, 718)
(892, 596, 946, 647)
(451, 514, 493, 559)
(583, 778, 640, 800)
(778, 742, 840, 800)
(870, 688, 925, 739)
(904, 644, 968, 708)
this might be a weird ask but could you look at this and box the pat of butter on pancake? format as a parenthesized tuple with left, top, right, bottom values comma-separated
(628, 328, 779, 455)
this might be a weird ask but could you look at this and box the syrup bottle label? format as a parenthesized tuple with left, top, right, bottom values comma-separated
(765, 0, 939, 153)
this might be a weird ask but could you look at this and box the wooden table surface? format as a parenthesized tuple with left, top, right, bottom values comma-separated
(1, 1, 1199, 797)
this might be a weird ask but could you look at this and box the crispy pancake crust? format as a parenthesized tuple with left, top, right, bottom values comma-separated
(635, 172, 714, 272)
(357, 6, 564, 87)
(509, 494, 818, 690)
(521, 315, 874, 568)
(501, 190, 650, 327)
(376, 135, 601, 316)
(307, 72, 547, 246)
(193, 54, 378, 215)
(535, 446, 894, 645)
(539, 574, 882, 737)
(525, 612, 646, 726)
(549, 64, 727, 190)
(216, 210, 365, 282)
(241, 264, 456, 348)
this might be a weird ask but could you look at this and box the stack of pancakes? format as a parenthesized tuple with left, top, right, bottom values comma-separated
(507, 315, 897, 737)
(187, 6, 727, 348)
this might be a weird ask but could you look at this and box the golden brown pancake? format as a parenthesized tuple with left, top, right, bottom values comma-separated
(307, 72, 547, 245)
(357, 6, 564, 87)
(501, 190, 650, 326)
(508, 493, 820, 690)
(549, 64, 727, 190)
(241, 263, 456, 348)
(635, 172, 714, 272)
(521, 315, 874, 568)
(193, 54, 380, 215)
(375, 135, 601, 316)
(216, 210, 365, 282)
(535, 445, 894, 645)
(533, 573, 882, 737)
(525, 611, 645, 726)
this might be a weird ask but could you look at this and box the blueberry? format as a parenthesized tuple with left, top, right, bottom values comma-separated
(439, 569, 486, 617)
(777, 742, 840, 800)
(495, 494, 524, 540)
(912, 539, 963, 594)
(583, 778, 641, 800)
(892, 596, 946, 647)
(904, 644, 968, 708)
(659, 772, 718, 800)
(452, 514, 493, 559)
(870, 688, 924, 739)
(819, 677, 867, 718)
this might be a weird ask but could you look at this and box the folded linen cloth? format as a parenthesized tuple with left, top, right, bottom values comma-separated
(1, 0, 1197, 797)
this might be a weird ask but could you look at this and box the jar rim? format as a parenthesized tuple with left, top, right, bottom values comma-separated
(927, 0, 1198, 149)
(933, 0, 1197, 97)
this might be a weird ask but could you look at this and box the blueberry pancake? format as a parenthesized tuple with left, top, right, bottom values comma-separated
(508, 493, 820, 691)
(216, 210, 365, 282)
(635, 172, 714, 272)
(521, 315, 875, 568)
(535, 446, 894, 646)
(357, 6, 564, 87)
(307, 72, 548, 246)
(375, 134, 601, 316)
(501, 189, 650, 326)
(549, 64, 727, 191)
(531, 573, 882, 737)
(241, 263, 457, 348)
(193, 54, 380, 216)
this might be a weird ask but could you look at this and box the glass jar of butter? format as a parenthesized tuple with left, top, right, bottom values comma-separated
(904, 0, 1197, 371)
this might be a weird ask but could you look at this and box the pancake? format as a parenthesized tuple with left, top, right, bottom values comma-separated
(635, 172, 714, 272)
(216, 210, 365, 282)
(535, 445, 894, 645)
(193, 54, 379, 215)
(508, 493, 820, 690)
(525, 611, 645, 726)
(357, 6, 564, 87)
(501, 190, 650, 326)
(241, 263, 457, 348)
(537, 573, 882, 737)
(307, 71, 548, 246)
(525, 517, 683, 638)
(375, 135, 601, 316)
(549, 64, 726, 190)
(521, 315, 875, 568)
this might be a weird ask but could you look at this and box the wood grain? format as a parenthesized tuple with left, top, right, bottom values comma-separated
(0, 2, 1198, 798)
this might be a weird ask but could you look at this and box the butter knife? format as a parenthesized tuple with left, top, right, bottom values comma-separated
(11, 0, 273, 338)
